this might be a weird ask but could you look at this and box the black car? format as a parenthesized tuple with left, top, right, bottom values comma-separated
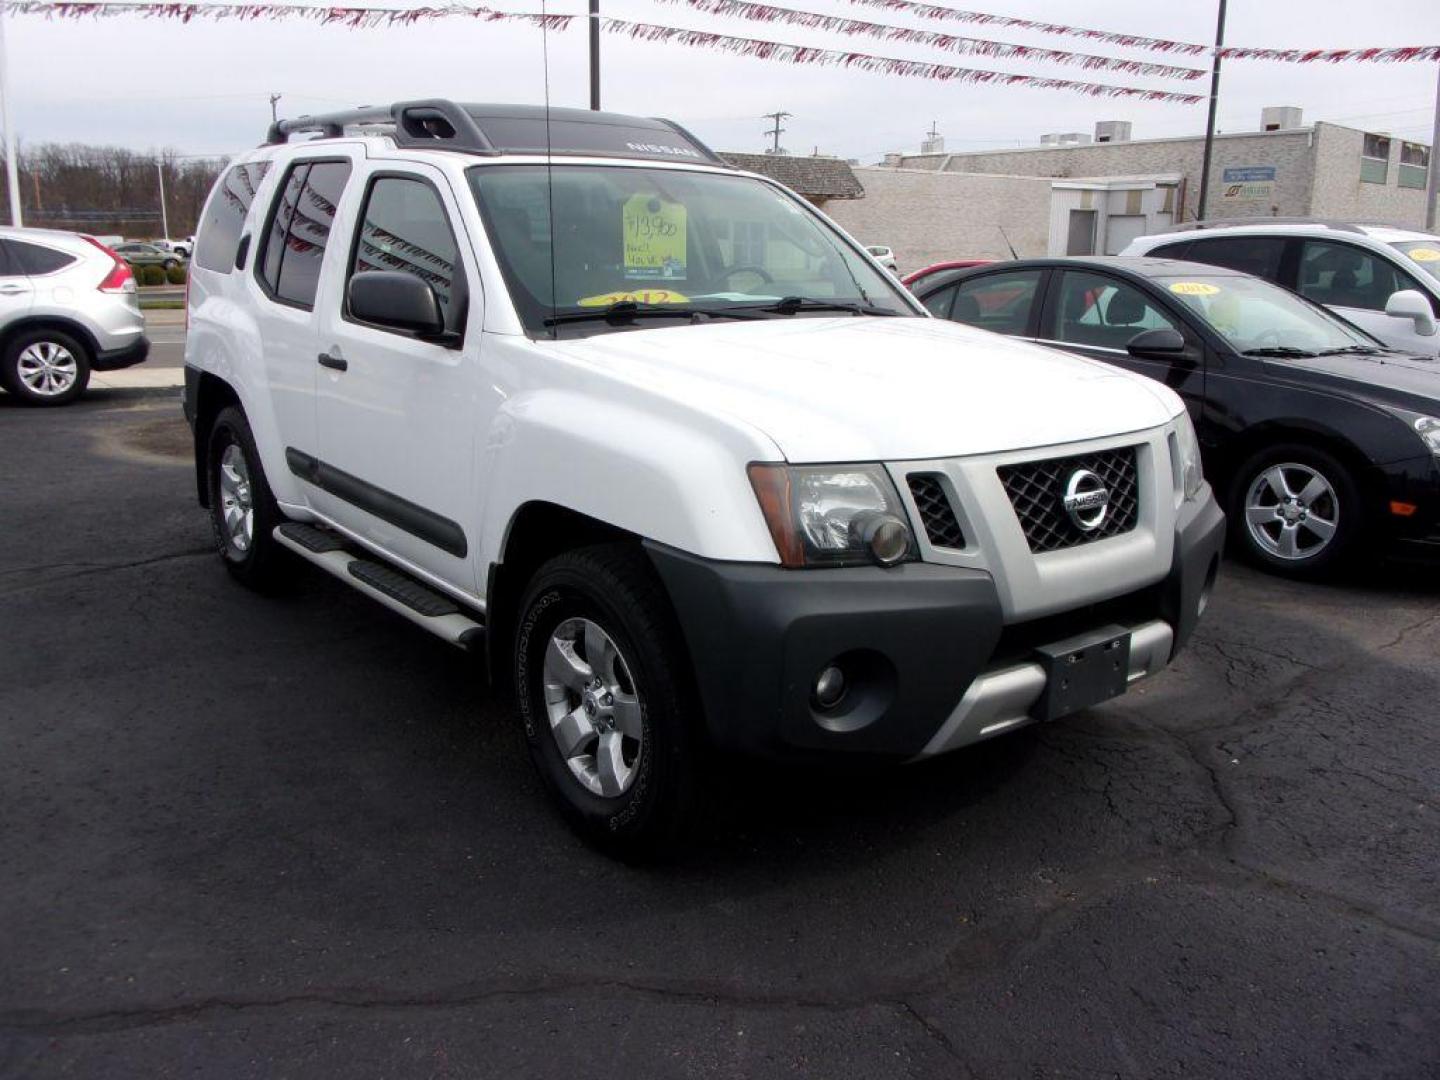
(914, 256, 1440, 576)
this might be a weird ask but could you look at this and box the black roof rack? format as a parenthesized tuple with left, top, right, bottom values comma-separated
(266, 99, 728, 167)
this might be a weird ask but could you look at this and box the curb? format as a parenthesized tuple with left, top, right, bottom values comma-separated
(92, 368, 186, 391)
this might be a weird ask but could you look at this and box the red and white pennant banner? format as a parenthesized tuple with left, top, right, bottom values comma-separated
(1217, 44, 1440, 63)
(654, 0, 1206, 80)
(9, 2, 1207, 102)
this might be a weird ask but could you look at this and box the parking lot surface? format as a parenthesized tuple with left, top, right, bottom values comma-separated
(2, 391, 1438, 1079)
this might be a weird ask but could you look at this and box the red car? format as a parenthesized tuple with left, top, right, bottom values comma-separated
(901, 260, 993, 288)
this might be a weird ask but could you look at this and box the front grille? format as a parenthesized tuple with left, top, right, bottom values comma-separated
(997, 446, 1140, 553)
(907, 474, 966, 549)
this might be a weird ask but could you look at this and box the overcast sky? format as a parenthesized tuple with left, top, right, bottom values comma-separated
(7, 0, 1438, 161)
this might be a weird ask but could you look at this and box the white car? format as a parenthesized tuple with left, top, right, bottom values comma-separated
(865, 244, 898, 273)
(0, 227, 148, 404)
(182, 100, 1223, 857)
(1122, 221, 1440, 356)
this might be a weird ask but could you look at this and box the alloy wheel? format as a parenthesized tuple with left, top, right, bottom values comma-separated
(1243, 462, 1339, 561)
(542, 617, 644, 797)
(16, 341, 78, 397)
(218, 443, 255, 555)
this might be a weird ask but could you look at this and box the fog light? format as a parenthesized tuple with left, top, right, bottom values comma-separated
(813, 664, 847, 710)
(851, 511, 912, 566)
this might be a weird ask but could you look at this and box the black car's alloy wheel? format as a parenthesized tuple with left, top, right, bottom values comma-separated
(1231, 443, 1361, 578)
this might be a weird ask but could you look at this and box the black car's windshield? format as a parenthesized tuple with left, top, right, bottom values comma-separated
(467, 164, 916, 336)
(1390, 240, 1440, 288)
(1159, 273, 1379, 356)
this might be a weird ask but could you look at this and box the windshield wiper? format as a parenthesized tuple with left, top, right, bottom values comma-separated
(734, 296, 901, 317)
(1242, 346, 1318, 358)
(1314, 344, 1396, 356)
(543, 300, 761, 327)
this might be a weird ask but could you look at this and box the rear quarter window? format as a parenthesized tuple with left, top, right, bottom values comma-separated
(195, 162, 270, 272)
(8, 240, 76, 275)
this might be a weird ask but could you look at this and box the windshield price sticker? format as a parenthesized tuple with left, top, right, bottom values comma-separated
(578, 289, 690, 307)
(1408, 247, 1440, 262)
(623, 195, 687, 280)
(1170, 282, 1221, 296)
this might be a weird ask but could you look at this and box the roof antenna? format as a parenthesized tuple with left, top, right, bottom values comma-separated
(541, 0, 558, 339)
(996, 224, 1018, 260)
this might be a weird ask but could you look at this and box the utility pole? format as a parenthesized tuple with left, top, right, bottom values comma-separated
(763, 111, 791, 155)
(0, 0, 21, 227)
(156, 162, 169, 240)
(926, 120, 940, 142)
(269, 93, 282, 123)
(1426, 61, 1440, 232)
(588, 0, 600, 110)
(1195, 0, 1228, 221)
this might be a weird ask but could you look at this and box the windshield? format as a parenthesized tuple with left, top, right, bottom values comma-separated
(1159, 273, 1379, 355)
(1390, 240, 1440, 287)
(467, 164, 915, 335)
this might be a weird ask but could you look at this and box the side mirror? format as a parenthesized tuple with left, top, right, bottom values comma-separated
(1126, 327, 1187, 358)
(1384, 289, 1437, 337)
(348, 270, 450, 341)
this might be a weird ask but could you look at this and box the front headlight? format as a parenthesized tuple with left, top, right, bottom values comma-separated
(749, 463, 916, 568)
(1173, 411, 1204, 501)
(1414, 415, 1440, 456)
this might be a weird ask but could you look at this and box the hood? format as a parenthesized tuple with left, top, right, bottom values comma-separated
(1272, 350, 1440, 414)
(548, 316, 1180, 462)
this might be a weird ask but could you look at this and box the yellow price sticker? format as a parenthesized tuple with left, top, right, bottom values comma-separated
(577, 289, 690, 307)
(622, 195, 687, 280)
(1170, 281, 1221, 296)
(1407, 247, 1440, 262)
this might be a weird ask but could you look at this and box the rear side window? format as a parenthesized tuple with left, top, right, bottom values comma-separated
(1149, 240, 1192, 260)
(349, 175, 466, 333)
(194, 162, 270, 273)
(258, 160, 351, 309)
(951, 269, 1043, 336)
(921, 283, 956, 318)
(1182, 236, 1286, 281)
(9, 240, 76, 275)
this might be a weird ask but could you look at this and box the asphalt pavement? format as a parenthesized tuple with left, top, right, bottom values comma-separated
(2, 391, 1438, 1079)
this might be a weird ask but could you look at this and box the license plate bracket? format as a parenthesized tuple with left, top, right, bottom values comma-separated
(1031, 624, 1131, 722)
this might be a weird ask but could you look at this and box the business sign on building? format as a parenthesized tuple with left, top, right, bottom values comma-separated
(1221, 166, 1276, 202)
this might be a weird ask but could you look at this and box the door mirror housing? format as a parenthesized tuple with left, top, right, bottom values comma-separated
(1126, 327, 1187, 358)
(1384, 289, 1437, 337)
(348, 270, 454, 342)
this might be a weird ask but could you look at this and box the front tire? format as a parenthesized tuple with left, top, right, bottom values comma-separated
(1229, 442, 1362, 578)
(1, 328, 91, 405)
(515, 544, 704, 860)
(206, 406, 288, 589)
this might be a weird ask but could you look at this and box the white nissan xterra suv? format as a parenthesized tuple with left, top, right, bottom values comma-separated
(183, 101, 1224, 857)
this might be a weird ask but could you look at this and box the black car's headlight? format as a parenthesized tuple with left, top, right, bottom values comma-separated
(1413, 414, 1440, 456)
(749, 463, 916, 568)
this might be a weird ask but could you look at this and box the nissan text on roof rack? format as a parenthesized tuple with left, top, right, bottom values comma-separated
(182, 100, 1224, 858)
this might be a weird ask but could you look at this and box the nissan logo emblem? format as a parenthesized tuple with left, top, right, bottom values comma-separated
(1062, 468, 1110, 531)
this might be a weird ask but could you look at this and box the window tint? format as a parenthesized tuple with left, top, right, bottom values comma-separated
(921, 283, 956, 317)
(1298, 240, 1424, 312)
(195, 162, 269, 272)
(351, 175, 465, 333)
(258, 159, 351, 309)
(950, 270, 1043, 336)
(1183, 236, 1286, 281)
(1051, 271, 1180, 352)
(8, 240, 75, 275)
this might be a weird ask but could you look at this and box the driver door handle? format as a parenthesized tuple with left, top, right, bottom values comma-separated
(317, 352, 347, 372)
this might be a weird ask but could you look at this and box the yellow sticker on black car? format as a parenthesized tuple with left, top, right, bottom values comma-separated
(577, 289, 690, 307)
(622, 195, 687, 280)
(1169, 281, 1221, 296)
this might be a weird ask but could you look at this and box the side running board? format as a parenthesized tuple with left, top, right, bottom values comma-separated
(273, 523, 484, 650)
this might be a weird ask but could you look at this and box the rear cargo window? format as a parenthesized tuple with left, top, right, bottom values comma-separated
(195, 162, 270, 272)
(8, 240, 76, 275)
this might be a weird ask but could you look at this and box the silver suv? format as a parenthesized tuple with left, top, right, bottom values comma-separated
(0, 227, 149, 405)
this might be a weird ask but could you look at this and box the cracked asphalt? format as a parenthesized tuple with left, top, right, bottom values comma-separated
(3, 391, 1439, 1079)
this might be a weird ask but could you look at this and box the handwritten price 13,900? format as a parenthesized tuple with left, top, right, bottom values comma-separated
(627, 214, 678, 240)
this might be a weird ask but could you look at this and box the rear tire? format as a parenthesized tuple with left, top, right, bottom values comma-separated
(1, 328, 91, 406)
(1228, 442, 1363, 579)
(515, 544, 705, 860)
(206, 406, 288, 590)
